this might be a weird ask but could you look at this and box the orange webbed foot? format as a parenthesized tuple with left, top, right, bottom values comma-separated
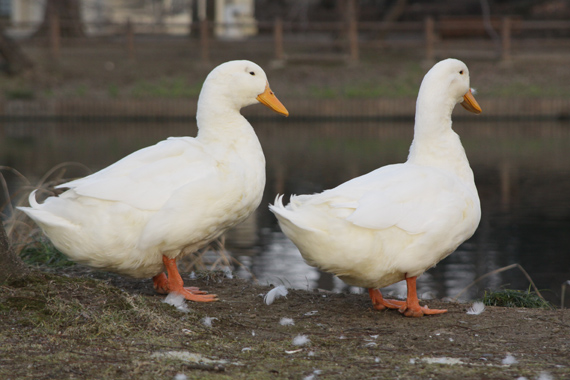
(368, 288, 406, 310)
(152, 273, 169, 294)
(153, 255, 219, 302)
(399, 304, 448, 318)
(398, 276, 447, 317)
(183, 286, 208, 295)
(174, 287, 218, 302)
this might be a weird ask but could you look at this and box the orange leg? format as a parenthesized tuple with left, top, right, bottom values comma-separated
(152, 255, 218, 302)
(398, 276, 447, 317)
(368, 288, 405, 310)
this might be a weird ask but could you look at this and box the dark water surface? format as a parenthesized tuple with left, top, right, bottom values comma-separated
(2, 118, 569, 305)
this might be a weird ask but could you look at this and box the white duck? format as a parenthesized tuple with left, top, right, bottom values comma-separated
(270, 58, 481, 317)
(19, 60, 288, 302)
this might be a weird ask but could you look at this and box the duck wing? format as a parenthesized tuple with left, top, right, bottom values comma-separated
(58, 137, 215, 211)
(322, 164, 476, 235)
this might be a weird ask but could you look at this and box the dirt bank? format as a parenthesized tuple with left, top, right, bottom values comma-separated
(1, 266, 569, 380)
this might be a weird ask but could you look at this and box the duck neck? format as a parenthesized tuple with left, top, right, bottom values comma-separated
(407, 91, 475, 187)
(195, 87, 256, 144)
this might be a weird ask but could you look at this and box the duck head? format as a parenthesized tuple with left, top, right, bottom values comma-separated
(419, 58, 482, 115)
(199, 60, 289, 116)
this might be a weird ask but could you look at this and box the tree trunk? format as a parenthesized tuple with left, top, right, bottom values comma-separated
(0, 223, 30, 283)
(0, 25, 34, 75)
(33, 0, 85, 38)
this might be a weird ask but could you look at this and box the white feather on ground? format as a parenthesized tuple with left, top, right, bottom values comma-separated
(174, 374, 188, 380)
(292, 335, 310, 346)
(201, 316, 218, 327)
(303, 371, 322, 380)
(222, 266, 233, 279)
(264, 285, 288, 305)
(466, 301, 485, 315)
(502, 354, 518, 365)
(280, 317, 295, 326)
(163, 292, 190, 313)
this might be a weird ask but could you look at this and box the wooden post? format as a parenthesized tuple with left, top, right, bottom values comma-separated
(126, 18, 135, 60)
(347, 0, 359, 63)
(425, 16, 435, 62)
(274, 17, 284, 61)
(200, 19, 209, 64)
(501, 16, 512, 62)
(49, 8, 60, 59)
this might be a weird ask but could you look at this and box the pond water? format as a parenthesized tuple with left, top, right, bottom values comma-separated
(2, 118, 569, 305)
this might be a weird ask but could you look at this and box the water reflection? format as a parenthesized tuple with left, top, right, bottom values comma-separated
(2, 119, 569, 305)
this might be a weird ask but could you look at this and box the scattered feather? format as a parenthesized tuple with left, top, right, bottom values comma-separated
(293, 335, 310, 346)
(251, 330, 255, 336)
(163, 292, 190, 313)
(375, 357, 380, 363)
(308, 351, 315, 356)
(421, 357, 464, 365)
(537, 372, 553, 380)
(304, 310, 318, 316)
(285, 348, 303, 354)
(364, 342, 377, 347)
(189, 271, 196, 280)
(303, 370, 322, 380)
(409, 358, 416, 364)
(201, 316, 218, 327)
(280, 317, 295, 326)
(174, 374, 188, 380)
(370, 335, 379, 339)
(264, 285, 288, 305)
(502, 354, 518, 365)
(222, 266, 233, 279)
(241, 347, 252, 352)
(466, 301, 485, 315)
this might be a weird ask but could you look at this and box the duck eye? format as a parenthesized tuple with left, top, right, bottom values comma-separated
(459, 70, 464, 75)
(249, 71, 255, 76)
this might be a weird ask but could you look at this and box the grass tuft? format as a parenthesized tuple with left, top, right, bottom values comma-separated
(20, 238, 75, 268)
(482, 288, 553, 309)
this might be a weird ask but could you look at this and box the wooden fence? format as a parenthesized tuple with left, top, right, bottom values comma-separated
(8, 15, 570, 65)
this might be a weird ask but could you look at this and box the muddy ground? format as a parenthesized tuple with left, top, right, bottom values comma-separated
(1, 264, 569, 380)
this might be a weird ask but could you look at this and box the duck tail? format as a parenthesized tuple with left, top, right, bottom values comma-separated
(28, 190, 40, 209)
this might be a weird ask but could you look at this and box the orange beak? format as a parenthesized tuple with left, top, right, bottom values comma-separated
(460, 89, 482, 114)
(257, 82, 289, 117)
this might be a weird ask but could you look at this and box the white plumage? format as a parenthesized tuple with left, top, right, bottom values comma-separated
(19, 60, 288, 302)
(270, 59, 482, 317)
(466, 301, 486, 315)
(264, 285, 288, 305)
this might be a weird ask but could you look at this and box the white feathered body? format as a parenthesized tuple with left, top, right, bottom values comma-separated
(270, 59, 481, 290)
(19, 60, 272, 278)
(23, 129, 265, 278)
(272, 158, 480, 289)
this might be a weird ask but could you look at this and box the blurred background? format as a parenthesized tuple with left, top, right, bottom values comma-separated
(0, 0, 569, 305)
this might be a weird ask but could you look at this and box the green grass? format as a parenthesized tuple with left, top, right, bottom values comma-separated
(482, 288, 553, 309)
(108, 84, 120, 98)
(19, 239, 75, 268)
(130, 77, 202, 99)
(4, 87, 35, 100)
